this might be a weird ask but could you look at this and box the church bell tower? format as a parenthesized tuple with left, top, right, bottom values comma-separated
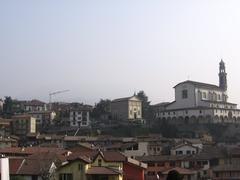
(219, 60, 227, 91)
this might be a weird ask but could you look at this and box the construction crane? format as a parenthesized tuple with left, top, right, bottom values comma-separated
(49, 90, 70, 110)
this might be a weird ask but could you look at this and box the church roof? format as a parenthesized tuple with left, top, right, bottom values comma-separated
(112, 96, 141, 103)
(174, 80, 222, 90)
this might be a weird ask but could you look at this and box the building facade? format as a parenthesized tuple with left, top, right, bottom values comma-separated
(28, 111, 56, 129)
(69, 106, 92, 128)
(11, 115, 37, 137)
(23, 99, 47, 112)
(111, 96, 142, 122)
(156, 60, 240, 124)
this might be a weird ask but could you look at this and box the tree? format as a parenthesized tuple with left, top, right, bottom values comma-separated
(166, 170, 183, 180)
(3, 96, 13, 118)
(136, 91, 154, 125)
(92, 99, 111, 119)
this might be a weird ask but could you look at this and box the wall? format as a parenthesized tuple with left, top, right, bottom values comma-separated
(56, 160, 88, 180)
(111, 101, 129, 121)
(123, 162, 144, 180)
(167, 83, 196, 110)
(171, 145, 197, 155)
(124, 142, 149, 158)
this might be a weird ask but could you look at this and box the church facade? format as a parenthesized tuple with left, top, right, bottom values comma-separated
(156, 60, 240, 124)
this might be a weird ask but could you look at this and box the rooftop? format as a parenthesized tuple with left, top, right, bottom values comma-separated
(174, 80, 222, 90)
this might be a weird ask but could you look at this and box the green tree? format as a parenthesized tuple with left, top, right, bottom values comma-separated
(92, 99, 111, 118)
(3, 96, 13, 118)
(167, 170, 183, 180)
(136, 91, 154, 125)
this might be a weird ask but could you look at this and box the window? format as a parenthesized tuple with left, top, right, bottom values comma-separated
(98, 159, 102, 166)
(78, 163, 83, 171)
(177, 151, 183, 155)
(202, 92, 207, 99)
(147, 171, 155, 176)
(199, 110, 202, 114)
(182, 90, 188, 99)
(130, 110, 132, 115)
(187, 150, 191, 155)
(59, 174, 73, 180)
(157, 162, 164, 167)
(148, 163, 155, 167)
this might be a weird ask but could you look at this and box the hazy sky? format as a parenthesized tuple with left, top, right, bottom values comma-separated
(1, 0, 240, 105)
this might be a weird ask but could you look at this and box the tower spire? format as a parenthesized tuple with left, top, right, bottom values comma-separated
(219, 60, 227, 91)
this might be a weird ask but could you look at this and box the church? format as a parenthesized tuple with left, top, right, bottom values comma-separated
(156, 60, 240, 124)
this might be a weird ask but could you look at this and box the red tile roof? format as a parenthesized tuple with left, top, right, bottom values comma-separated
(17, 152, 65, 175)
(100, 151, 126, 162)
(0, 147, 68, 156)
(68, 150, 126, 163)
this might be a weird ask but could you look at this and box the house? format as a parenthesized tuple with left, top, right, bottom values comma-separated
(69, 105, 92, 128)
(0, 118, 11, 136)
(162, 167, 198, 180)
(0, 136, 18, 148)
(156, 60, 240, 124)
(123, 158, 147, 180)
(111, 95, 143, 123)
(28, 111, 56, 129)
(23, 99, 47, 112)
(136, 155, 186, 180)
(136, 148, 222, 180)
(86, 151, 125, 180)
(35, 134, 64, 148)
(11, 115, 37, 137)
(16, 152, 65, 180)
(170, 142, 200, 156)
(0, 146, 70, 158)
(57, 155, 91, 180)
(212, 164, 240, 180)
(59, 150, 147, 180)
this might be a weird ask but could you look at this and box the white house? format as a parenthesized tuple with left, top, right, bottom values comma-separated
(171, 142, 200, 156)
(69, 105, 92, 128)
(156, 60, 240, 124)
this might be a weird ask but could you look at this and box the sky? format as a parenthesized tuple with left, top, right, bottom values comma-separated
(1, 0, 240, 105)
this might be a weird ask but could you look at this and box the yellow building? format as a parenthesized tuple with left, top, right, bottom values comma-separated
(111, 96, 142, 122)
(57, 156, 91, 180)
(56, 150, 146, 180)
(86, 151, 125, 180)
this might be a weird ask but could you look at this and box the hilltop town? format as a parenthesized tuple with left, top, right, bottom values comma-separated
(0, 61, 240, 179)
